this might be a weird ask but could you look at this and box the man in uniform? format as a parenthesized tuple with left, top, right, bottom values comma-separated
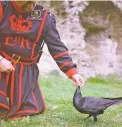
(0, 1, 85, 120)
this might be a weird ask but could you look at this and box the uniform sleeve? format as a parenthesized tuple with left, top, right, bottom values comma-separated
(44, 14, 78, 78)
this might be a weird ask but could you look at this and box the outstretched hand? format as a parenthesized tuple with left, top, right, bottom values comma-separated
(71, 74, 85, 87)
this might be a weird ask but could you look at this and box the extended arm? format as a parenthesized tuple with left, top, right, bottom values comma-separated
(44, 14, 85, 87)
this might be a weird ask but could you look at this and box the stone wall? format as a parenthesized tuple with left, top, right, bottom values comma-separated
(38, 1, 122, 78)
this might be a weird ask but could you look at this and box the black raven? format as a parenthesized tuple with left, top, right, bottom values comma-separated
(73, 86, 122, 122)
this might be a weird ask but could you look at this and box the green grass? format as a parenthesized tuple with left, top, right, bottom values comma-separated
(2, 75, 122, 127)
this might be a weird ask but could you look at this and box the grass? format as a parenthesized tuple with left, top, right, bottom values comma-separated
(2, 75, 122, 127)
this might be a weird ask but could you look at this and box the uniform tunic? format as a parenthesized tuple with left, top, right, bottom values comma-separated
(0, 1, 77, 119)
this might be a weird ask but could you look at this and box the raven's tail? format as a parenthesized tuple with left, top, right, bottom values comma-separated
(102, 97, 122, 100)
(102, 97, 122, 105)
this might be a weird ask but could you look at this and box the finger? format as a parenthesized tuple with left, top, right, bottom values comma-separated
(79, 79, 84, 87)
(0, 65, 5, 71)
(1, 64, 9, 71)
(1, 69, 7, 72)
(76, 78, 84, 87)
(5, 66, 12, 72)
(79, 77, 85, 85)
(73, 79, 81, 87)
(73, 81, 79, 86)
(6, 69, 12, 73)
(10, 64, 15, 70)
(0, 62, 12, 71)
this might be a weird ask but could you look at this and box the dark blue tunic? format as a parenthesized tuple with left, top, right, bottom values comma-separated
(0, 1, 77, 119)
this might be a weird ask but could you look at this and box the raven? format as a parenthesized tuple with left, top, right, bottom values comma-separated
(73, 86, 122, 122)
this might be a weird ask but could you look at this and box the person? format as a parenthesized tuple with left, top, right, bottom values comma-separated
(0, 1, 85, 120)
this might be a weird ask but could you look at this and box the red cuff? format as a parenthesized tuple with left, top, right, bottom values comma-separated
(66, 68, 78, 78)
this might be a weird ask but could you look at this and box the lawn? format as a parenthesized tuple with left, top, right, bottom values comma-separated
(2, 75, 122, 127)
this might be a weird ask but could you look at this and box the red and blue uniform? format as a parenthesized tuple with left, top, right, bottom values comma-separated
(0, 1, 77, 119)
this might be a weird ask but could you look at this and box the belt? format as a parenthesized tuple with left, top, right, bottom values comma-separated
(0, 51, 39, 64)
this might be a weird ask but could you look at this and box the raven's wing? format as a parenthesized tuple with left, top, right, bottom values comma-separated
(79, 97, 118, 111)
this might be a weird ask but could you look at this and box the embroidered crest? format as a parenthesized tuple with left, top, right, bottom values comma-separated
(9, 14, 32, 32)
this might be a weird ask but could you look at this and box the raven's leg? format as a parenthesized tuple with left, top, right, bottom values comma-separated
(82, 114, 92, 121)
(93, 115, 97, 122)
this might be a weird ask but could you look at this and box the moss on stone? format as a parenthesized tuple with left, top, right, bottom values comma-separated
(82, 22, 106, 36)
(79, 1, 122, 36)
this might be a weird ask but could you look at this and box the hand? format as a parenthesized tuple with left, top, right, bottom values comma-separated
(0, 56, 15, 72)
(71, 74, 85, 87)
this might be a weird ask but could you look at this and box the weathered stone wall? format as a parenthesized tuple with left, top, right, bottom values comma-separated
(37, 1, 122, 78)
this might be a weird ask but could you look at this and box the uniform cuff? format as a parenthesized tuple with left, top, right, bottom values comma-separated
(66, 68, 78, 78)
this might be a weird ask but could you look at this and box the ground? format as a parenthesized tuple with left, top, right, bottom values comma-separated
(2, 75, 122, 127)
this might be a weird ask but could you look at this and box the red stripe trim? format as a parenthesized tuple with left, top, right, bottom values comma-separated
(31, 10, 48, 58)
(0, 103, 9, 109)
(21, 53, 39, 60)
(37, 82, 46, 111)
(32, 92, 39, 111)
(2, 51, 39, 61)
(1, 51, 36, 65)
(0, 103, 10, 118)
(5, 56, 10, 86)
(53, 51, 68, 59)
(35, 10, 48, 43)
(4, 64, 22, 118)
(31, 43, 36, 59)
(59, 61, 72, 69)
(0, 2, 3, 21)
(16, 83, 46, 115)
(6, 73, 10, 87)
(16, 110, 38, 114)
(0, 90, 7, 97)
(17, 64, 23, 110)
(66, 68, 78, 78)
(10, 63, 16, 106)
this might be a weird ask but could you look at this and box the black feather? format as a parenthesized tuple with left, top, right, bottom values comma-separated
(73, 86, 122, 122)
